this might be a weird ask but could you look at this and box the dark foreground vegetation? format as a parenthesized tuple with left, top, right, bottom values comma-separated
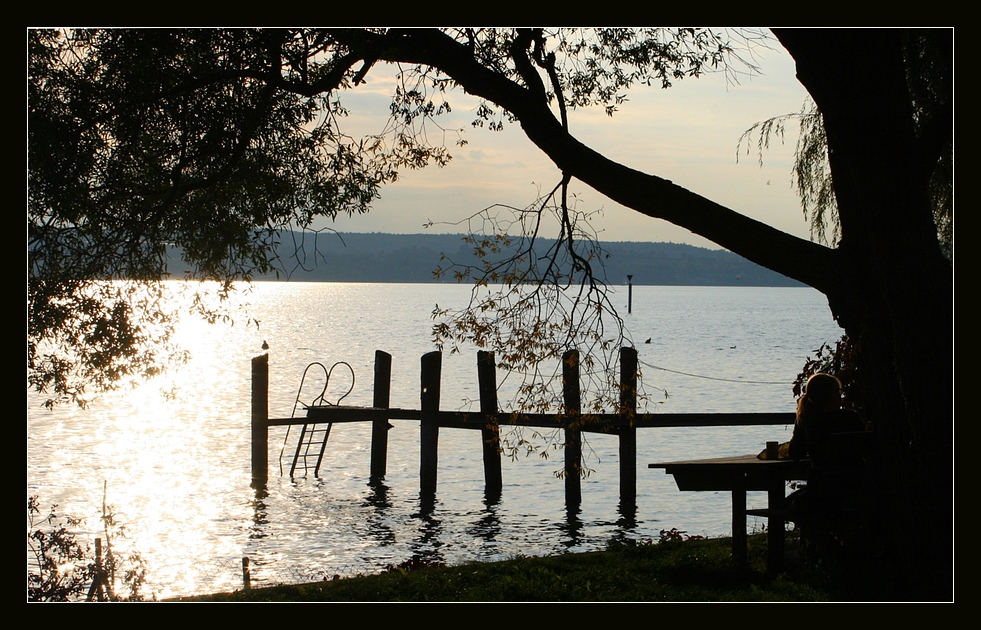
(174, 532, 940, 602)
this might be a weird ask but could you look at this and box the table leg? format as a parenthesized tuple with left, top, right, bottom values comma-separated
(732, 486, 747, 565)
(767, 480, 785, 572)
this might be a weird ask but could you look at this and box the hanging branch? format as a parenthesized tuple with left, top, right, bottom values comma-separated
(429, 31, 662, 466)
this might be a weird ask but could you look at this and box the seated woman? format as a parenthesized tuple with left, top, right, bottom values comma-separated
(789, 372, 866, 467)
(787, 373, 869, 531)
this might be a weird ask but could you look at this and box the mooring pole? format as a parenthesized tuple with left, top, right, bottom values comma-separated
(619, 346, 638, 506)
(242, 557, 252, 590)
(370, 350, 392, 480)
(627, 275, 633, 314)
(562, 349, 582, 507)
(477, 350, 503, 499)
(420, 351, 442, 496)
(251, 354, 269, 486)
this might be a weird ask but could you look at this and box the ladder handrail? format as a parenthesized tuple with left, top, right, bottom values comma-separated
(280, 361, 357, 477)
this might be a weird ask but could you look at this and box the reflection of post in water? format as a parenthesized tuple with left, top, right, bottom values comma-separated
(611, 499, 639, 548)
(362, 480, 396, 547)
(417, 489, 437, 517)
(365, 478, 392, 510)
(559, 503, 584, 550)
(410, 494, 445, 567)
(249, 483, 269, 538)
(467, 495, 502, 543)
(617, 498, 638, 530)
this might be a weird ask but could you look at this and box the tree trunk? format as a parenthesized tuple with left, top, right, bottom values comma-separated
(776, 28, 953, 599)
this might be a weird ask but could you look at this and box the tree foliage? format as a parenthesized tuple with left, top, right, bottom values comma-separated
(27, 496, 92, 601)
(739, 98, 839, 245)
(29, 28, 448, 405)
(29, 27, 755, 407)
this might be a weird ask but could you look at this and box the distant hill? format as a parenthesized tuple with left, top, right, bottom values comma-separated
(167, 232, 804, 287)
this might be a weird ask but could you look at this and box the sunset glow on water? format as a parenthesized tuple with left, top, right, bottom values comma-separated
(28, 282, 840, 598)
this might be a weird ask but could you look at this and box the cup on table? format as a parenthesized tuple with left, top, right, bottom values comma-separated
(765, 441, 779, 459)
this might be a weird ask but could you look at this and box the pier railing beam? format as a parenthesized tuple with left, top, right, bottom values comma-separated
(251, 354, 269, 486)
(563, 349, 582, 507)
(477, 351, 503, 499)
(370, 350, 392, 481)
(619, 346, 638, 506)
(420, 351, 442, 497)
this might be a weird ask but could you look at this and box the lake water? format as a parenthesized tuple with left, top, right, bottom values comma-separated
(27, 282, 842, 599)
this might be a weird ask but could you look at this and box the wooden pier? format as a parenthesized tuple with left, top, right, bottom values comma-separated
(251, 348, 794, 506)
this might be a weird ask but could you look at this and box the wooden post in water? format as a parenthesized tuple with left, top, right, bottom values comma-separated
(86, 537, 116, 601)
(477, 351, 503, 498)
(251, 354, 269, 486)
(242, 556, 252, 590)
(370, 350, 392, 480)
(619, 346, 638, 505)
(562, 349, 582, 507)
(420, 351, 442, 496)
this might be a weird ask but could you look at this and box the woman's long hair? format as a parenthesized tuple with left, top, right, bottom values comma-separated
(797, 373, 842, 422)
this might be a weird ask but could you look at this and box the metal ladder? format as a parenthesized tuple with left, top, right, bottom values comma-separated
(279, 361, 355, 477)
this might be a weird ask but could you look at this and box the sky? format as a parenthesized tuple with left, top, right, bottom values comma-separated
(322, 32, 815, 250)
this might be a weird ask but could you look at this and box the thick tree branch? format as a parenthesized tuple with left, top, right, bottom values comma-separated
(328, 28, 838, 293)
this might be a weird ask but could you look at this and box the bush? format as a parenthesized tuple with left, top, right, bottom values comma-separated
(28, 494, 149, 601)
(28, 496, 94, 601)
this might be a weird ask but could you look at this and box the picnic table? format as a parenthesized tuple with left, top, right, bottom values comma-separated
(649, 454, 811, 572)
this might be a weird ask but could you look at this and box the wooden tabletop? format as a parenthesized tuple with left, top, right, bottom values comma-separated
(649, 454, 810, 491)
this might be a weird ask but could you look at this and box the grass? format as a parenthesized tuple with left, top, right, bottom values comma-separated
(172, 531, 900, 602)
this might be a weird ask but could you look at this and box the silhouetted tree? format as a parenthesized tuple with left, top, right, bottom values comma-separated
(29, 28, 951, 596)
